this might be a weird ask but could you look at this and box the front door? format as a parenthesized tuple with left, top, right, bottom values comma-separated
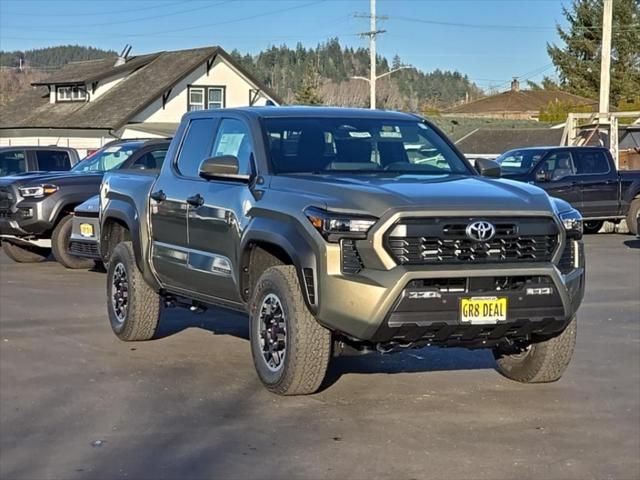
(150, 117, 216, 290)
(573, 149, 619, 218)
(534, 150, 581, 210)
(186, 118, 256, 303)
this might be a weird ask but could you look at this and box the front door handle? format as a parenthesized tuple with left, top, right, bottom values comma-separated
(150, 190, 166, 202)
(186, 194, 204, 207)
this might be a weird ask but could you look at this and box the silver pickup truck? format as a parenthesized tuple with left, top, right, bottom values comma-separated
(100, 107, 585, 395)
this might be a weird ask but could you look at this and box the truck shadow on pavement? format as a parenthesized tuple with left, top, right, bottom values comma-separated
(152, 306, 497, 389)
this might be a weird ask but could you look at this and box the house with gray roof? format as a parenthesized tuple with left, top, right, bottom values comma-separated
(0, 46, 282, 156)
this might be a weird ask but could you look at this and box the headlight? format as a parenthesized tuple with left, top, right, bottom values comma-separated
(559, 209, 583, 239)
(18, 184, 58, 198)
(305, 206, 377, 242)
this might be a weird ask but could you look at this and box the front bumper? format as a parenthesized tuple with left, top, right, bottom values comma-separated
(68, 214, 101, 260)
(314, 240, 585, 347)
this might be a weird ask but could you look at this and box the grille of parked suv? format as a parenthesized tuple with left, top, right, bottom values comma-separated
(69, 241, 99, 257)
(385, 217, 559, 265)
(0, 186, 15, 211)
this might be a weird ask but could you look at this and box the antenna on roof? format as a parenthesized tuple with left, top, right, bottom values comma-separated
(114, 45, 132, 67)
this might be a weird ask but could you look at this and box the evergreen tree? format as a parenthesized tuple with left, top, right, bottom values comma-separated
(547, 0, 640, 105)
(294, 68, 323, 105)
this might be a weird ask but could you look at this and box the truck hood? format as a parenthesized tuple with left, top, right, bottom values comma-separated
(0, 171, 103, 187)
(270, 174, 555, 217)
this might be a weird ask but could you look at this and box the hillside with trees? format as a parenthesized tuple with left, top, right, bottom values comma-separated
(0, 45, 115, 69)
(230, 38, 483, 111)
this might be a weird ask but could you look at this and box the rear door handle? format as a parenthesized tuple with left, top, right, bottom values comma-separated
(150, 190, 166, 202)
(186, 194, 204, 207)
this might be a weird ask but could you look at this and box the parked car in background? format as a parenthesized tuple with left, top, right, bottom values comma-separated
(496, 146, 640, 234)
(0, 139, 170, 268)
(0, 146, 79, 177)
(100, 107, 585, 395)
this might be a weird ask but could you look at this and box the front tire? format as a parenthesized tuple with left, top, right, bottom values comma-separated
(107, 241, 161, 341)
(249, 265, 332, 395)
(1, 241, 50, 263)
(51, 215, 94, 269)
(493, 316, 577, 383)
(626, 199, 639, 235)
(583, 220, 603, 234)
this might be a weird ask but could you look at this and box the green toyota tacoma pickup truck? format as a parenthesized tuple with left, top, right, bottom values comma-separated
(100, 107, 585, 395)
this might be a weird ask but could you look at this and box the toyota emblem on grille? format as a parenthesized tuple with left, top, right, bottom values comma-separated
(466, 221, 496, 242)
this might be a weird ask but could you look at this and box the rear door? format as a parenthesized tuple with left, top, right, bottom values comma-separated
(533, 150, 581, 209)
(573, 149, 619, 217)
(35, 150, 72, 171)
(150, 118, 217, 291)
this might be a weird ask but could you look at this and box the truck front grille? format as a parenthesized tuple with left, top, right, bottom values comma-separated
(0, 186, 16, 211)
(385, 217, 559, 265)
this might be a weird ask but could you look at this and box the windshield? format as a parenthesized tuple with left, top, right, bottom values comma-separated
(495, 148, 547, 174)
(264, 118, 471, 176)
(71, 143, 142, 173)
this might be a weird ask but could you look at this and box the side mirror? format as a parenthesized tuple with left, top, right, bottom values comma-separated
(475, 158, 501, 178)
(535, 170, 550, 182)
(199, 155, 250, 182)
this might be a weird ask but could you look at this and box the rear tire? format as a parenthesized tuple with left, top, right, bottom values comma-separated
(107, 241, 161, 341)
(583, 220, 603, 234)
(493, 316, 577, 383)
(626, 199, 639, 235)
(1, 241, 49, 263)
(51, 215, 94, 269)
(249, 265, 331, 395)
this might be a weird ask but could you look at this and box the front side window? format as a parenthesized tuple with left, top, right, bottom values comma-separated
(574, 150, 610, 175)
(538, 152, 576, 181)
(188, 86, 225, 111)
(176, 118, 215, 177)
(36, 150, 71, 171)
(72, 143, 142, 172)
(264, 118, 470, 176)
(129, 149, 168, 170)
(211, 118, 254, 175)
(496, 149, 546, 174)
(57, 86, 86, 102)
(0, 150, 26, 176)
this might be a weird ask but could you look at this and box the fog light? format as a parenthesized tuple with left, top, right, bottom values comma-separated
(19, 207, 33, 218)
(526, 287, 553, 295)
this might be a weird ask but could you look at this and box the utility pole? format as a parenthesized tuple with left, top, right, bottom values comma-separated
(355, 0, 386, 109)
(599, 0, 613, 114)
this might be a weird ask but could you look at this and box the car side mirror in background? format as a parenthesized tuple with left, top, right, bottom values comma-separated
(475, 158, 501, 178)
(199, 155, 250, 182)
(535, 170, 549, 182)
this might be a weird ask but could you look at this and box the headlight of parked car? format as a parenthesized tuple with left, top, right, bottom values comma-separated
(559, 209, 583, 239)
(305, 206, 377, 242)
(18, 184, 59, 198)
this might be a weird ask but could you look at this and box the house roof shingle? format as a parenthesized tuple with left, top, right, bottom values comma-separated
(455, 128, 564, 155)
(1, 46, 282, 131)
(446, 90, 597, 115)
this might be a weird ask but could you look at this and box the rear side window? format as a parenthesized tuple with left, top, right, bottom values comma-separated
(574, 150, 610, 175)
(36, 150, 71, 171)
(176, 118, 215, 178)
(0, 150, 27, 176)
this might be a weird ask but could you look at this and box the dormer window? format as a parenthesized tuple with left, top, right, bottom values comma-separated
(57, 85, 87, 102)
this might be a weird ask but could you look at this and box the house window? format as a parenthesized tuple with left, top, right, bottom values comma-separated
(57, 85, 87, 102)
(188, 86, 225, 111)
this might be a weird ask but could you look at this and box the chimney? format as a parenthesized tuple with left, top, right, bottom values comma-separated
(114, 45, 132, 67)
(511, 77, 520, 93)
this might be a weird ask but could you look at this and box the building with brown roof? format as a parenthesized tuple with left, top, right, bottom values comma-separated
(0, 46, 282, 156)
(445, 79, 597, 121)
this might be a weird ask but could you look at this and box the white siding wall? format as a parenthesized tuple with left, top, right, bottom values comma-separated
(0, 130, 114, 158)
(92, 70, 129, 100)
(131, 57, 273, 124)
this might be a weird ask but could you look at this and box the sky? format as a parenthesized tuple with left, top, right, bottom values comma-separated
(0, 0, 569, 92)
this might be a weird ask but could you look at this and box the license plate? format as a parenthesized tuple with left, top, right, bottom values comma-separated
(460, 296, 507, 324)
(80, 223, 94, 237)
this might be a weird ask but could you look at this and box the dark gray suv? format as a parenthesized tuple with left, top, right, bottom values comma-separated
(100, 107, 585, 395)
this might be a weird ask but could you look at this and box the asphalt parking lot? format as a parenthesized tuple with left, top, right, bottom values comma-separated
(0, 234, 639, 480)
